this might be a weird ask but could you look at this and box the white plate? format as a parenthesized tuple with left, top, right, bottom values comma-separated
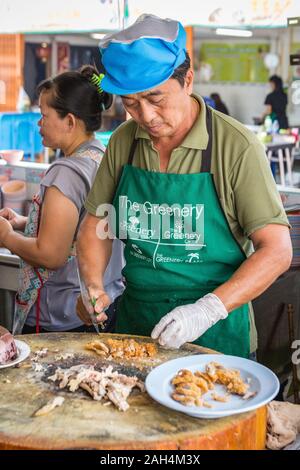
(145, 354, 279, 419)
(0, 339, 31, 369)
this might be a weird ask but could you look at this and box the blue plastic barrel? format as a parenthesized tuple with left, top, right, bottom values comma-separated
(0, 112, 43, 160)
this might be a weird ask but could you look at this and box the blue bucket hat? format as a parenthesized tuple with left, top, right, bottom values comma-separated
(99, 14, 187, 95)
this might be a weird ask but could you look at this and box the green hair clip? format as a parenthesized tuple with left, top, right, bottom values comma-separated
(90, 73, 105, 94)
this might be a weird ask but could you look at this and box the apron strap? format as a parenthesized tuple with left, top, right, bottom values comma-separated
(127, 103, 213, 172)
(200, 105, 213, 173)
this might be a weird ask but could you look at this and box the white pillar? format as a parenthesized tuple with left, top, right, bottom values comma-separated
(279, 28, 291, 84)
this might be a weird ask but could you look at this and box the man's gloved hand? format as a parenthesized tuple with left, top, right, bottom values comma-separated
(151, 293, 228, 349)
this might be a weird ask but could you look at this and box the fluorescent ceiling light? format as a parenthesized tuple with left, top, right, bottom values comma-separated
(90, 33, 105, 40)
(216, 28, 253, 37)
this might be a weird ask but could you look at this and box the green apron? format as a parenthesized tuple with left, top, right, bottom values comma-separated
(112, 106, 250, 358)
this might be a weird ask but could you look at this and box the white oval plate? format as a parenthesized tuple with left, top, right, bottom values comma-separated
(0, 339, 31, 369)
(145, 354, 279, 419)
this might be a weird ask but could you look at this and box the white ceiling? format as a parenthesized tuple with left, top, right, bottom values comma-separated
(193, 26, 286, 40)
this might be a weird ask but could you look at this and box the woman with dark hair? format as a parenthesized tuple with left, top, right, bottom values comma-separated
(262, 75, 289, 129)
(0, 65, 124, 334)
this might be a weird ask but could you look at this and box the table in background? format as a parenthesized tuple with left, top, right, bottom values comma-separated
(0, 333, 267, 450)
(0, 248, 19, 331)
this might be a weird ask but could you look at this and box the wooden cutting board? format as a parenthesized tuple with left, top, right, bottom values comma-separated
(0, 333, 267, 450)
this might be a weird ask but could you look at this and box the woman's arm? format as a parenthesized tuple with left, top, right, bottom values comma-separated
(76, 213, 113, 323)
(0, 186, 79, 269)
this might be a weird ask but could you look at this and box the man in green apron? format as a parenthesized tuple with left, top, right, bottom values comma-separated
(76, 14, 292, 358)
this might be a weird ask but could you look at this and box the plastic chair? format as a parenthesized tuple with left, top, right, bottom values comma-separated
(0, 112, 43, 160)
(266, 142, 295, 186)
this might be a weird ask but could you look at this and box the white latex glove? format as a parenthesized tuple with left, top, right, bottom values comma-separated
(151, 293, 228, 349)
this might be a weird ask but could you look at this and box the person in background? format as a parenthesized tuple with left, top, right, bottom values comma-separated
(262, 75, 289, 129)
(210, 93, 230, 116)
(75, 14, 292, 359)
(0, 65, 124, 334)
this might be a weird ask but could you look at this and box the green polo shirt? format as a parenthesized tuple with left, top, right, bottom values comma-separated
(86, 94, 289, 352)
